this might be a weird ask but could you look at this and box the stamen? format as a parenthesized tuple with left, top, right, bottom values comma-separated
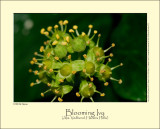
(29, 69, 32, 73)
(47, 83, 51, 87)
(90, 77, 94, 82)
(90, 97, 94, 102)
(100, 93, 105, 97)
(58, 97, 63, 102)
(88, 24, 93, 36)
(51, 96, 57, 102)
(104, 82, 109, 86)
(40, 46, 44, 52)
(111, 63, 123, 70)
(34, 52, 44, 57)
(59, 20, 63, 31)
(59, 79, 64, 83)
(30, 82, 34, 87)
(88, 83, 92, 88)
(90, 30, 98, 40)
(69, 29, 75, 38)
(41, 89, 51, 97)
(104, 43, 115, 53)
(54, 56, 59, 61)
(81, 32, 86, 36)
(43, 66, 47, 70)
(55, 89, 59, 94)
(56, 34, 60, 40)
(76, 92, 80, 97)
(96, 34, 101, 47)
(62, 41, 67, 46)
(49, 69, 53, 73)
(63, 20, 68, 32)
(82, 69, 86, 73)
(83, 54, 87, 58)
(47, 26, 54, 34)
(30, 60, 34, 65)
(47, 52, 51, 57)
(72, 71, 77, 74)
(34, 70, 39, 75)
(66, 36, 70, 43)
(40, 28, 45, 34)
(68, 55, 71, 60)
(73, 25, 79, 36)
(52, 40, 58, 46)
(110, 77, 122, 84)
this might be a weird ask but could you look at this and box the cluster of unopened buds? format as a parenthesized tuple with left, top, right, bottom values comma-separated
(29, 20, 123, 102)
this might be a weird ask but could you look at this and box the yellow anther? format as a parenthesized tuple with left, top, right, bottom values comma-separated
(96, 52, 100, 56)
(44, 31, 49, 36)
(34, 70, 38, 75)
(54, 56, 59, 60)
(62, 41, 67, 46)
(83, 54, 87, 58)
(73, 25, 78, 30)
(36, 79, 39, 83)
(47, 52, 51, 57)
(94, 30, 98, 34)
(68, 55, 71, 59)
(76, 92, 80, 97)
(58, 97, 63, 102)
(38, 65, 42, 68)
(59, 20, 63, 25)
(34, 52, 38, 55)
(81, 32, 86, 36)
(69, 29, 74, 33)
(30, 60, 34, 65)
(44, 41, 47, 45)
(110, 53, 113, 57)
(83, 69, 86, 73)
(30, 82, 34, 87)
(112, 43, 115, 47)
(40, 28, 45, 34)
(40, 46, 44, 52)
(97, 58, 100, 62)
(72, 71, 76, 74)
(55, 89, 59, 94)
(54, 24, 58, 29)
(108, 58, 112, 62)
(47, 26, 52, 32)
(100, 69, 105, 74)
(32, 57, 37, 61)
(90, 77, 94, 82)
(100, 93, 105, 97)
(56, 34, 60, 40)
(41, 93, 44, 97)
(66, 36, 70, 43)
(49, 69, 53, 72)
(98, 34, 101, 37)
(59, 79, 64, 83)
(89, 83, 92, 88)
(119, 79, 122, 84)
(104, 82, 109, 86)
(47, 83, 51, 87)
(88, 24, 93, 29)
(43, 66, 47, 70)
(120, 63, 123, 66)
(63, 20, 68, 25)
(52, 40, 58, 46)
(29, 69, 32, 73)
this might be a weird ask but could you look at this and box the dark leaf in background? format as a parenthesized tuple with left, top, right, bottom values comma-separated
(14, 13, 147, 102)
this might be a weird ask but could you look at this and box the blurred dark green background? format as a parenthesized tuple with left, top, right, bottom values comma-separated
(14, 13, 147, 102)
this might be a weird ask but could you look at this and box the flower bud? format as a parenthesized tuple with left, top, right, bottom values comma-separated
(71, 37, 86, 52)
(54, 44, 67, 58)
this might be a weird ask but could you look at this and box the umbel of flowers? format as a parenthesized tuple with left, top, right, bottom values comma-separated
(29, 20, 123, 102)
